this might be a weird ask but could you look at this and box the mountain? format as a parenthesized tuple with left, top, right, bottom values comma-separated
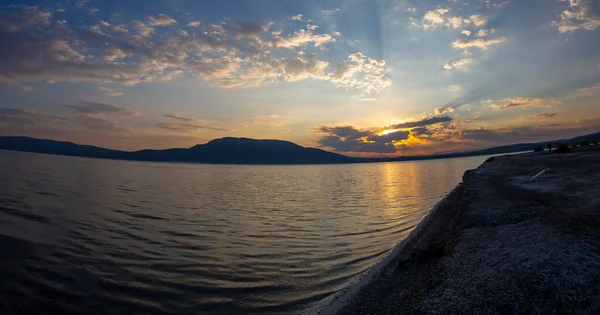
(0, 132, 598, 165)
(0, 136, 362, 164)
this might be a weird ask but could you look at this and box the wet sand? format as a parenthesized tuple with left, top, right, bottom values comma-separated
(328, 145, 600, 314)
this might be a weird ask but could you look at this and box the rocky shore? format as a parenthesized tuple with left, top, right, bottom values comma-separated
(327, 145, 600, 314)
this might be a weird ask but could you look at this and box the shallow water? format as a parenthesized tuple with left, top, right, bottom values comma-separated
(0, 150, 491, 314)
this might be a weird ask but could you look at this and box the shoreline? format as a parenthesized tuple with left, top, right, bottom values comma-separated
(329, 145, 600, 314)
(317, 183, 465, 314)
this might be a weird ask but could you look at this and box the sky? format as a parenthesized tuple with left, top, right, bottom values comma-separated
(0, 0, 599, 156)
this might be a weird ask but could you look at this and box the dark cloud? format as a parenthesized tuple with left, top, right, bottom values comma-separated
(70, 115, 124, 131)
(157, 114, 228, 131)
(315, 125, 409, 153)
(488, 97, 545, 110)
(0, 107, 123, 131)
(318, 135, 397, 153)
(0, 107, 69, 124)
(314, 126, 371, 140)
(63, 101, 137, 116)
(460, 126, 538, 142)
(410, 127, 430, 135)
(367, 130, 410, 143)
(388, 115, 453, 129)
(434, 107, 454, 115)
(536, 112, 558, 119)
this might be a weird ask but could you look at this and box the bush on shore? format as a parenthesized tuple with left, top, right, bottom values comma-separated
(555, 144, 572, 153)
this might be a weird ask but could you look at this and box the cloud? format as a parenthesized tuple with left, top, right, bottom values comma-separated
(130, 20, 155, 37)
(318, 135, 398, 153)
(552, 0, 600, 33)
(0, 6, 389, 94)
(0, 74, 32, 91)
(314, 125, 407, 153)
(575, 84, 600, 95)
(487, 97, 549, 110)
(315, 126, 371, 139)
(270, 28, 335, 49)
(422, 8, 449, 29)
(435, 106, 455, 114)
(448, 85, 462, 92)
(329, 52, 391, 93)
(314, 114, 458, 154)
(444, 58, 472, 70)
(63, 101, 137, 116)
(476, 28, 495, 37)
(462, 30, 472, 36)
(0, 108, 67, 125)
(0, 5, 52, 33)
(0, 107, 124, 132)
(322, 8, 340, 16)
(157, 114, 229, 131)
(148, 14, 177, 26)
(452, 37, 506, 49)
(393, 0, 416, 12)
(536, 112, 559, 119)
(71, 114, 123, 131)
(388, 115, 454, 129)
(469, 14, 487, 27)
(289, 14, 303, 21)
(418, 10, 488, 30)
(486, 0, 510, 8)
(98, 86, 123, 96)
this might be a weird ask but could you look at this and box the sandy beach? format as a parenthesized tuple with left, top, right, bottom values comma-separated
(328, 145, 600, 314)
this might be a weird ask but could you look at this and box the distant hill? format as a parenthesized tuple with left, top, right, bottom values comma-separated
(0, 132, 598, 165)
(0, 136, 362, 164)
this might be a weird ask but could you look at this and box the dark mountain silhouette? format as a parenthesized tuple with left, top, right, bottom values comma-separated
(0, 132, 598, 164)
(0, 136, 362, 164)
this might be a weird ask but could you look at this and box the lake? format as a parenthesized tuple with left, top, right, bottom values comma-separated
(0, 150, 492, 314)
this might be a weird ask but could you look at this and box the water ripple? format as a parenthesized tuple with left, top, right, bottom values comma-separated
(0, 150, 490, 314)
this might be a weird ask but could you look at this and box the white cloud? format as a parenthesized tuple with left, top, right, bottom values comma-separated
(393, 0, 416, 12)
(423, 8, 449, 29)
(452, 37, 506, 49)
(476, 28, 495, 37)
(148, 14, 177, 26)
(323, 8, 340, 16)
(486, 0, 510, 8)
(462, 30, 472, 36)
(270, 28, 335, 49)
(446, 16, 466, 29)
(444, 58, 472, 70)
(289, 14, 303, 21)
(469, 14, 487, 27)
(552, 0, 600, 33)
(130, 20, 154, 37)
(418, 10, 488, 30)
(329, 53, 392, 93)
(0, 6, 391, 94)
